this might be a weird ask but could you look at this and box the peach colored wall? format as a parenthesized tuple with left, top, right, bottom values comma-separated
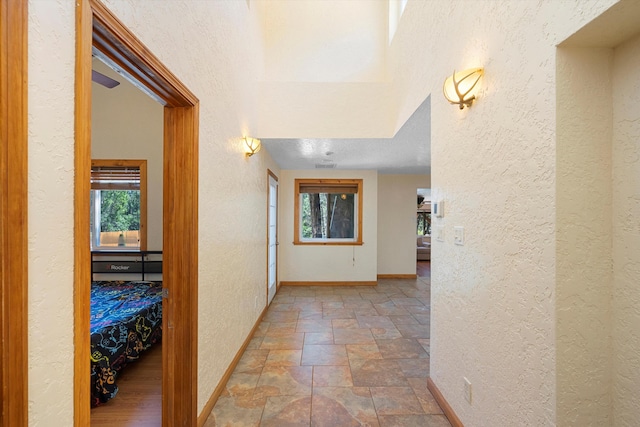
(91, 59, 164, 250)
(612, 32, 640, 424)
(278, 169, 378, 282)
(377, 174, 430, 275)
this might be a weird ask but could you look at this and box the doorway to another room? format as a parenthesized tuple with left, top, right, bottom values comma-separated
(417, 188, 431, 278)
(267, 170, 279, 305)
(75, 1, 199, 425)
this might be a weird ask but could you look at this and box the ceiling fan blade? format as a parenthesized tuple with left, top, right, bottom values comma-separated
(92, 70, 120, 89)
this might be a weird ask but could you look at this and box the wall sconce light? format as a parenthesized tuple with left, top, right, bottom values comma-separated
(244, 137, 261, 157)
(443, 68, 484, 110)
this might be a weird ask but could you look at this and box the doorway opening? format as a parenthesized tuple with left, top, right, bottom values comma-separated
(267, 170, 279, 305)
(75, 1, 199, 425)
(417, 188, 431, 278)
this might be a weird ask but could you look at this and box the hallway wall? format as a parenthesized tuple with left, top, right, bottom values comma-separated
(278, 169, 378, 283)
(27, 0, 279, 423)
(612, 32, 640, 424)
(389, 1, 619, 425)
(377, 174, 430, 275)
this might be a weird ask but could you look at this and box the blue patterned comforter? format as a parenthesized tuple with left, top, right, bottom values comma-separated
(90, 280, 163, 407)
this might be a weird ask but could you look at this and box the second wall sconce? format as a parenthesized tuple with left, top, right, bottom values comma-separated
(244, 137, 261, 157)
(443, 67, 484, 110)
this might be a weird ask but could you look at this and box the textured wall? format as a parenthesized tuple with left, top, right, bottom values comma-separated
(27, 0, 76, 425)
(97, 1, 282, 412)
(91, 59, 164, 250)
(612, 33, 640, 425)
(377, 174, 430, 275)
(388, 0, 617, 425)
(556, 47, 613, 426)
(279, 169, 378, 282)
(257, 0, 387, 83)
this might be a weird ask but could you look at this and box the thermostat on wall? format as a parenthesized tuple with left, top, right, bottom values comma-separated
(433, 200, 444, 218)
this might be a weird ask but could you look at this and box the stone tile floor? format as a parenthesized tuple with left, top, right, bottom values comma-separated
(205, 276, 450, 427)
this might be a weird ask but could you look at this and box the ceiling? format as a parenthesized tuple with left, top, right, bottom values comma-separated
(92, 58, 432, 176)
(261, 95, 431, 175)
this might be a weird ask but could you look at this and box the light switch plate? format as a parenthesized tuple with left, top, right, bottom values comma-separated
(454, 226, 464, 245)
(435, 225, 444, 242)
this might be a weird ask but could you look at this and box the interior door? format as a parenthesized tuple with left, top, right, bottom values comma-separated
(267, 171, 278, 305)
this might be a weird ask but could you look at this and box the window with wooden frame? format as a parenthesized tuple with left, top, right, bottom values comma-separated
(90, 160, 147, 251)
(294, 178, 363, 245)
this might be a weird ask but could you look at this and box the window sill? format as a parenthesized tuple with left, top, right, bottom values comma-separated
(293, 240, 363, 246)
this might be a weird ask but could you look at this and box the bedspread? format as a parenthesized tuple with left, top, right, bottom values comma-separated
(90, 280, 163, 407)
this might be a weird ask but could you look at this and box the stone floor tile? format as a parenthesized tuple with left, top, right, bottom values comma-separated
(377, 338, 429, 359)
(296, 318, 333, 333)
(260, 395, 312, 427)
(264, 350, 302, 367)
(253, 366, 313, 400)
(205, 394, 265, 427)
(389, 315, 419, 326)
(395, 323, 430, 339)
(407, 378, 443, 415)
(304, 332, 334, 345)
(370, 386, 424, 415)
(350, 359, 409, 387)
(312, 365, 353, 387)
(301, 344, 349, 366)
(260, 334, 305, 350)
(235, 349, 269, 373)
(370, 326, 403, 340)
(346, 344, 383, 360)
(396, 358, 429, 378)
(312, 387, 379, 427)
(322, 308, 356, 319)
(332, 318, 360, 329)
(356, 315, 396, 329)
(333, 328, 376, 345)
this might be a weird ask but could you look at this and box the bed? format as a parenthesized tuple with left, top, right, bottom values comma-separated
(90, 279, 163, 407)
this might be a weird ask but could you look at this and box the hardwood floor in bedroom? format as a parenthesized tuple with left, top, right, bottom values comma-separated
(91, 343, 162, 427)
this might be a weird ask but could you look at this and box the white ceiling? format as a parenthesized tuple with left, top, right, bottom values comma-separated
(261, 95, 431, 174)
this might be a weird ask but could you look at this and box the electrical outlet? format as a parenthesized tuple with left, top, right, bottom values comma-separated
(463, 377, 472, 404)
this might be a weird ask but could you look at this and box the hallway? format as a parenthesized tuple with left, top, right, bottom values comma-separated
(206, 274, 449, 426)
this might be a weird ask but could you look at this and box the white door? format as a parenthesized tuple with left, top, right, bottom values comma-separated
(267, 173, 279, 305)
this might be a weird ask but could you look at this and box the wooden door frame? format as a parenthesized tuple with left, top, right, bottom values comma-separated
(75, 1, 199, 425)
(0, 1, 28, 425)
(266, 169, 279, 305)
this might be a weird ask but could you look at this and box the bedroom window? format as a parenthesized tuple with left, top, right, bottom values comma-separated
(90, 160, 147, 251)
(294, 178, 363, 245)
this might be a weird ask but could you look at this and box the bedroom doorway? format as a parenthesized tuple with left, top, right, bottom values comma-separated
(267, 170, 279, 305)
(75, 1, 199, 426)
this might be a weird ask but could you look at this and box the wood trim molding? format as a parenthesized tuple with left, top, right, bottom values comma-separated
(0, 0, 29, 424)
(90, 1, 197, 107)
(427, 377, 464, 427)
(377, 274, 418, 280)
(163, 104, 199, 424)
(197, 305, 269, 427)
(280, 281, 377, 287)
(76, 1, 199, 425)
(74, 0, 93, 424)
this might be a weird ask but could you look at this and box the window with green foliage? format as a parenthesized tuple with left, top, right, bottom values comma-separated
(417, 211, 431, 236)
(294, 179, 363, 245)
(90, 160, 147, 250)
